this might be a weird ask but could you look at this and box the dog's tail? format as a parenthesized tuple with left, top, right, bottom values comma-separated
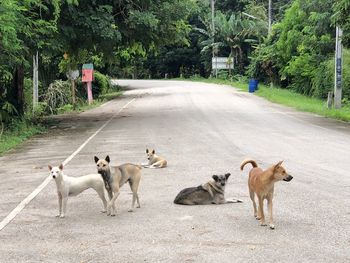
(240, 159, 258, 171)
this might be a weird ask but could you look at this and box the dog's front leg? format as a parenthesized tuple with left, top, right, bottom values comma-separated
(60, 197, 68, 218)
(98, 189, 108, 213)
(149, 160, 163, 169)
(267, 196, 274, 229)
(141, 162, 150, 167)
(100, 194, 108, 213)
(107, 191, 120, 216)
(106, 190, 113, 216)
(258, 197, 267, 226)
(56, 192, 62, 217)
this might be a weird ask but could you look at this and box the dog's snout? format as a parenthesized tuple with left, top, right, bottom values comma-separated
(283, 175, 293, 182)
(52, 175, 56, 179)
(221, 182, 225, 186)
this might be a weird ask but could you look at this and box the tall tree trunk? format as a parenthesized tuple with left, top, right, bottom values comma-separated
(11, 65, 25, 116)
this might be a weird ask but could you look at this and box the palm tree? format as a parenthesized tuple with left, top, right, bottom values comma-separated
(216, 12, 254, 70)
(196, 11, 267, 72)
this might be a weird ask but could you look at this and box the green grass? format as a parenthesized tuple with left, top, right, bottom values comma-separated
(57, 91, 123, 114)
(254, 84, 350, 121)
(0, 120, 46, 156)
(98, 91, 123, 101)
(179, 76, 350, 122)
(1, 90, 123, 156)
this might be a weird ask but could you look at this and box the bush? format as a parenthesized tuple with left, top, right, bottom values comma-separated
(33, 102, 48, 118)
(42, 80, 72, 114)
(312, 49, 350, 99)
(93, 71, 111, 95)
(57, 104, 74, 114)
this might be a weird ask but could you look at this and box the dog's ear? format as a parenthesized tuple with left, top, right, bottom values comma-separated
(59, 164, 63, 170)
(146, 148, 149, 153)
(212, 175, 219, 181)
(225, 173, 231, 180)
(274, 161, 283, 169)
(152, 149, 155, 154)
(94, 156, 99, 163)
(105, 155, 110, 163)
(48, 165, 52, 171)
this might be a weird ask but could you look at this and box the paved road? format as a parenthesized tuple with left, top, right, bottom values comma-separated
(0, 80, 349, 262)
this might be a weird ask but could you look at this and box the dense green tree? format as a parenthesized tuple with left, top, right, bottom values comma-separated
(0, 0, 60, 116)
(333, 0, 350, 47)
(249, 0, 335, 97)
(0, 0, 196, 119)
(56, 0, 195, 77)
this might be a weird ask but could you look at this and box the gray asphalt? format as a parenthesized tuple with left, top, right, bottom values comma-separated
(0, 80, 349, 262)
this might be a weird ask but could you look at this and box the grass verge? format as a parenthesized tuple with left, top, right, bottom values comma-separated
(182, 76, 350, 122)
(57, 91, 123, 114)
(1, 90, 123, 156)
(0, 120, 46, 156)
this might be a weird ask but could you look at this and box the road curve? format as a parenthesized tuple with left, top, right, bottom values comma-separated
(0, 80, 349, 262)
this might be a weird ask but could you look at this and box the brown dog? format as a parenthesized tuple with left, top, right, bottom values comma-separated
(240, 159, 293, 229)
(94, 156, 142, 216)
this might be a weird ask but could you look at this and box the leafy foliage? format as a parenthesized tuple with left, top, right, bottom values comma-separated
(42, 80, 72, 114)
(333, 0, 350, 47)
(249, 0, 337, 98)
(93, 71, 112, 95)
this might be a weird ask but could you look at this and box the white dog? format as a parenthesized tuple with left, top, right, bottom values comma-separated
(49, 164, 108, 218)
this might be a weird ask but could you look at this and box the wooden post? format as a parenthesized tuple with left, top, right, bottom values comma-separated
(71, 79, 76, 106)
(87, 82, 93, 105)
(327, 91, 333, 109)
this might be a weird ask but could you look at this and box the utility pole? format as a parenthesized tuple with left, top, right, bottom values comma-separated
(211, 0, 217, 78)
(268, 0, 272, 35)
(334, 26, 343, 109)
(33, 51, 39, 112)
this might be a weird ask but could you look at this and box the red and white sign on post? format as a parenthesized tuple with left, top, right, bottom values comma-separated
(82, 63, 94, 104)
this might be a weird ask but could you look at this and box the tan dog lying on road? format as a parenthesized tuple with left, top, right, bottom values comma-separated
(143, 149, 167, 168)
(240, 159, 293, 229)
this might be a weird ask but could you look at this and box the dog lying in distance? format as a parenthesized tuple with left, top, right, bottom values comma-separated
(240, 159, 293, 229)
(49, 164, 108, 218)
(94, 156, 142, 216)
(143, 149, 167, 168)
(174, 173, 242, 205)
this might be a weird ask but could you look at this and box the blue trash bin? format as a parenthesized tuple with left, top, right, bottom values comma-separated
(248, 79, 258, 93)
